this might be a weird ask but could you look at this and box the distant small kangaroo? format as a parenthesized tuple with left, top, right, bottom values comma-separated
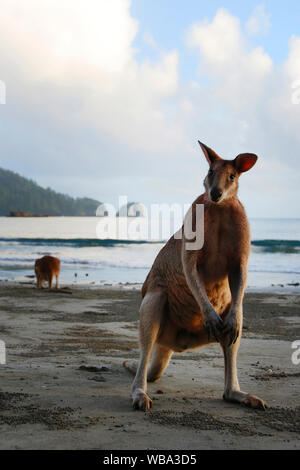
(35, 255, 60, 289)
(124, 141, 266, 411)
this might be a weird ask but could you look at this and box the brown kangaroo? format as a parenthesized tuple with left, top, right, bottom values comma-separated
(35, 255, 60, 289)
(124, 141, 266, 411)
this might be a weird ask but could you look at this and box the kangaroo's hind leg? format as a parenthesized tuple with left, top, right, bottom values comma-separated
(124, 343, 172, 381)
(221, 334, 266, 409)
(131, 290, 166, 411)
(147, 343, 173, 382)
(48, 273, 53, 289)
(123, 344, 172, 382)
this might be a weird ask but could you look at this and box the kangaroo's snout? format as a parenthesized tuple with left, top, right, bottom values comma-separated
(210, 187, 223, 202)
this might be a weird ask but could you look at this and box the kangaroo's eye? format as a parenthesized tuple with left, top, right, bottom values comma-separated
(208, 169, 214, 176)
(230, 174, 235, 180)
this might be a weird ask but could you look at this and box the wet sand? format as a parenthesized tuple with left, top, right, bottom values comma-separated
(0, 281, 299, 449)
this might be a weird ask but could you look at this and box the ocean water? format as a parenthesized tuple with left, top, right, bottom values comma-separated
(0, 216, 299, 289)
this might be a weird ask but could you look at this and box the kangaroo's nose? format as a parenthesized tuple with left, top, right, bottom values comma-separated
(210, 188, 223, 202)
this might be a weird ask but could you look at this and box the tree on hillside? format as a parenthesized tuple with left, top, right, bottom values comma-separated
(0, 167, 101, 216)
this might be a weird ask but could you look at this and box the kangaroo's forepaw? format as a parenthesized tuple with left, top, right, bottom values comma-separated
(132, 390, 153, 411)
(242, 394, 266, 410)
(204, 312, 224, 342)
(221, 315, 241, 346)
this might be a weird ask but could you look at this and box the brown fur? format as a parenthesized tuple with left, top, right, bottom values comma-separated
(35, 255, 60, 289)
(125, 142, 265, 411)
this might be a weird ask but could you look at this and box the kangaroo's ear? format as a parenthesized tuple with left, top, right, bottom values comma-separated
(234, 153, 258, 173)
(198, 141, 221, 166)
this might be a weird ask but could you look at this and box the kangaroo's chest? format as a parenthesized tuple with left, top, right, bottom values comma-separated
(200, 212, 249, 279)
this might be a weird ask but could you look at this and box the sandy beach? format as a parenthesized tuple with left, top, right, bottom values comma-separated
(0, 280, 299, 450)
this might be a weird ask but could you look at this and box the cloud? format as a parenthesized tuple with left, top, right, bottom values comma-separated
(185, 8, 300, 216)
(0, 0, 185, 156)
(246, 4, 271, 36)
(187, 8, 273, 112)
(0, 2, 299, 217)
(285, 36, 300, 80)
(0, 0, 189, 198)
(187, 9, 242, 67)
(0, 0, 138, 75)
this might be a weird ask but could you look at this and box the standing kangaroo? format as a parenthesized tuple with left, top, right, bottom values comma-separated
(35, 255, 60, 290)
(124, 141, 266, 411)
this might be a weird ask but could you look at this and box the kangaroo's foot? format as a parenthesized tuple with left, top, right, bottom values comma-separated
(223, 390, 266, 410)
(132, 388, 153, 411)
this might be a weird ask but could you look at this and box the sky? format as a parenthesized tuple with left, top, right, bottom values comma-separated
(0, 0, 299, 217)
